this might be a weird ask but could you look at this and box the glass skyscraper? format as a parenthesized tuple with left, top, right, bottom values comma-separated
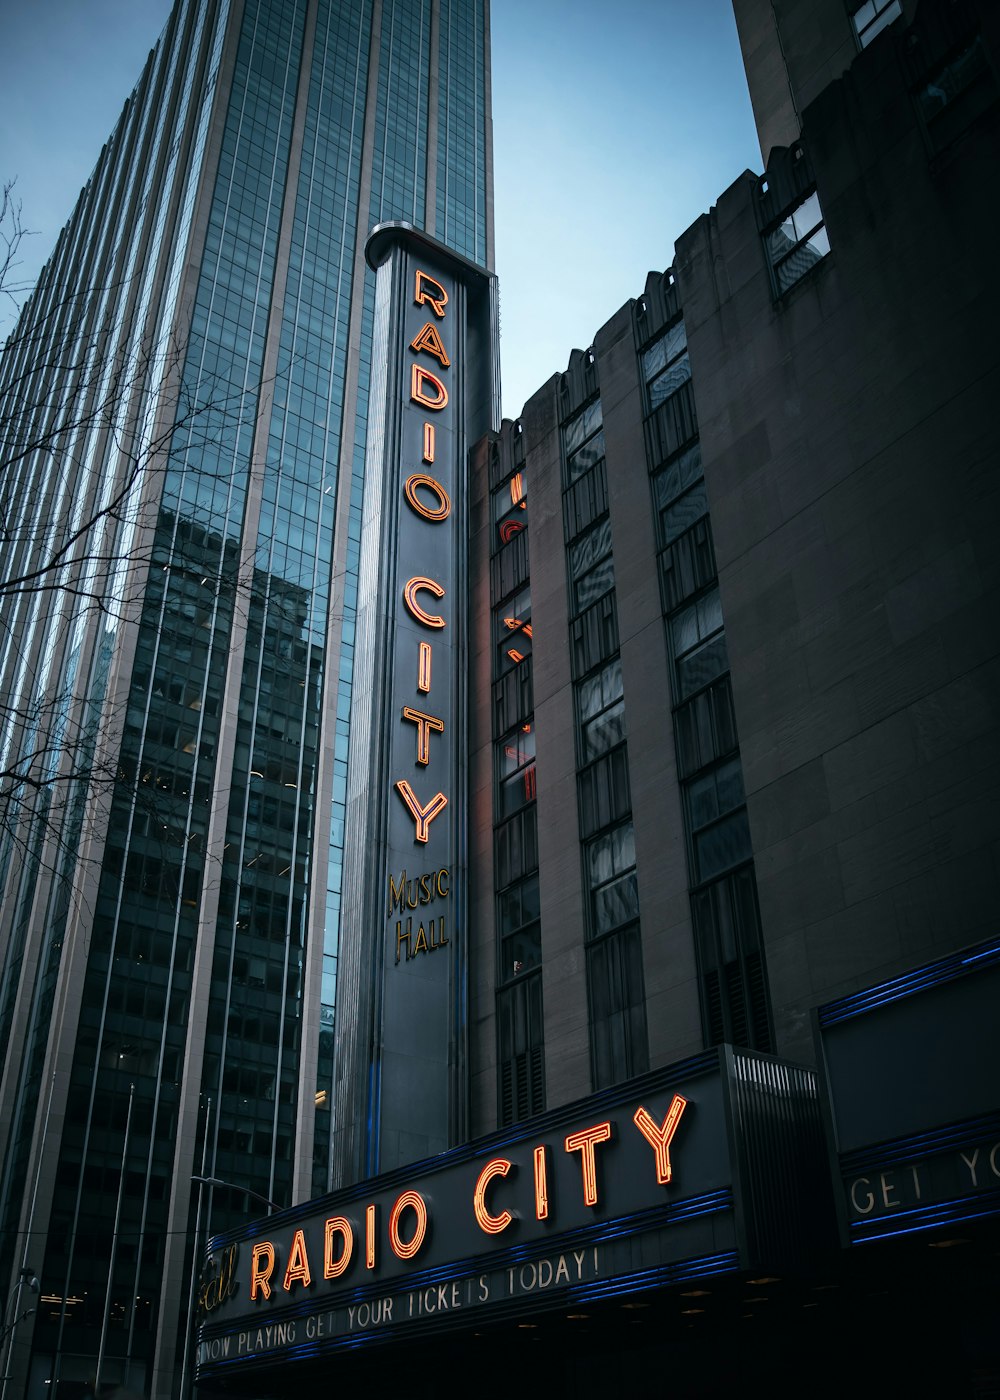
(0, 1, 492, 1394)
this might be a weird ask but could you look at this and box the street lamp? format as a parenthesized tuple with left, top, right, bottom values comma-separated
(181, 1175, 281, 1398)
(190, 1175, 280, 1213)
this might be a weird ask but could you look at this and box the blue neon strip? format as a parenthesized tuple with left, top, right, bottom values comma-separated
(817, 935, 1000, 1026)
(849, 1187, 1000, 1244)
(839, 1111, 1000, 1172)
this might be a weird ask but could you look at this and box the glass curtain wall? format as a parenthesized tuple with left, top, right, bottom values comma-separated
(0, 0, 493, 1391)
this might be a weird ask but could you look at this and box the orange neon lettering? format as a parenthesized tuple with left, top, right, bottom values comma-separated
(473, 1158, 514, 1235)
(418, 641, 432, 693)
(395, 781, 448, 844)
(403, 576, 446, 629)
(401, 706, 445, 765)
(565, 1121, 613, 1207)
(404, 473, 451, 522)
(633, 1096, 688, 1185)
(423, 422, 435, 464)
(388, 1190, 429, 1260)
(283, 1228, 312, 1291)
(533, 1145, 549, 1221)
(414, 268, 448, 318)
(250, 1241, 275, 1300)
(411, 364, 449, 412)
(510, 472, 526, 508)
(366, 1204, 376, 1270)
(324, 1216, 353, 1279)
(410, 320, 451, 367)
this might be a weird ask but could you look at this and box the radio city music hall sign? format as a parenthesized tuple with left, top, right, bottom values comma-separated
(328, 225, 493, 1178)
(194, 1050, 823, 1386)
(195, 1079, 694, 1373)
(386, 263, 459, 969)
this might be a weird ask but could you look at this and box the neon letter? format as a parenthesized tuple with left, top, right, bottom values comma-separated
(283, 1229, 312, 1291)
(473, 1158, 514, 1235)
(395, 781, 448, 843)
(411, 363, 449, 411)
(250, 1241, 275, 1300)
(324, 1217, 353, 1279)
(533, 1145, 549, 1221)
(633, 1096, 687, 1185)
(401, 706, 445, 765)
(389, 1190, 428, 1260)
(403, 576, 446, 629)
(415, 269, 448, 318)
(418, 641, 432, 693)
(404, 473, 451, 522)
(366, 1204, 376, 1270)
(410, 321, 451, 367)
(564, 1122, 613, 1207)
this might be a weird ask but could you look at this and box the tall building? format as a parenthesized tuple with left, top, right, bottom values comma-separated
(193, 0, 999, 1395)
(0, 2, 493, 1395)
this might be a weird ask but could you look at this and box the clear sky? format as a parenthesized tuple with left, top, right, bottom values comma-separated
(0, 0, 762, 416)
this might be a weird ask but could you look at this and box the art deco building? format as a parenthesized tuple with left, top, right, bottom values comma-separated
(470, 0, 999, 1125)
(0, 2, 493, 1395)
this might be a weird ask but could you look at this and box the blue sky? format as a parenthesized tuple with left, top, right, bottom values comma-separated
(0, 0, 762, 415)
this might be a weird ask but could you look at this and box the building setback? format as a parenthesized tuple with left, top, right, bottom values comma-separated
(0, 1, 492, 1396)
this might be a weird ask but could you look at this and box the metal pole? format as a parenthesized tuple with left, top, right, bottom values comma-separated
(180, 1096, 212, 1400)
(95, 1083, 134, 1395)
(1, 1067, 56, 1400)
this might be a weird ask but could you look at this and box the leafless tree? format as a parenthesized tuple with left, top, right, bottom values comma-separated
(0, 181, 256, 886)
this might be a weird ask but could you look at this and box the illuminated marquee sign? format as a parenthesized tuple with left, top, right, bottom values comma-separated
(195, 1050, 826, 1387)
(816, 936, 1000, 1248)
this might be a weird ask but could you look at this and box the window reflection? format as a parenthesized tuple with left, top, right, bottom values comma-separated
(497, 722, 536, 818)
(495, 585, 532, 674)
(493, 470, 528, 546)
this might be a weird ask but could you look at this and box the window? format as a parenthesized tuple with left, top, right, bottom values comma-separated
(765, 190, 830, 295)
(494, 807, 538, 889)
(497, 874, 540, 982)
(916, 38, 997, 154)
(686, 756, 752, 882)
(498, 975, 544, 1125)
(570, 591, 619, 679)
(652, 442, 715, 610)
(497, 722, 536, 818)
(578, 746, 631, 837)
(692, 867, 772, 1051)
(586, 821, 638, 936)
(670, 587, 728, 699)
(568, 517, 614, 615)
(578, 657, 625, 761)
(674, 677, 738, 778)
(851, 0, 901, 49)
(494, 586, 531, 676)
(588, 926, 648, 1088)
(642, 319, 690, 412)
(563, 399, 604, 482)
